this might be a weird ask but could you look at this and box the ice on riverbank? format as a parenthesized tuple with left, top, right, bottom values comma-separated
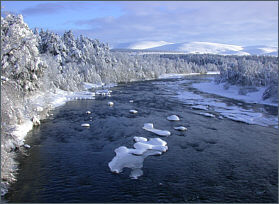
(158, 71, 220, 79)
(96, 89, 112, 96)
(142, 123, 171, 136)
(108, 137, 168, 179)
(10, 120, 33, 147)
(5, 87, 96, 151)
(168, 78, 278, 128)
(83, 82, 116, 90)
(192, 81, 278, 107)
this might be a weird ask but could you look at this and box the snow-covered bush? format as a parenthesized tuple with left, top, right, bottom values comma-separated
(215, 55, 278, 101)
(1, 14, 47, 195)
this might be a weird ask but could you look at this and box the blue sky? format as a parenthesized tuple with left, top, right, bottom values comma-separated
(1, 1, 278, 47)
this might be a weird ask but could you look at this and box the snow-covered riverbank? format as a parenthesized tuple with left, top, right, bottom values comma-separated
(158, 71, 220, 79)
(192, 80, 278, 107)
(1, 82, 114, 196)
(151, 76, 278, 128)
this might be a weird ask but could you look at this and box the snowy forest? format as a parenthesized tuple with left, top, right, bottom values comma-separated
(1, 14, 278, 195)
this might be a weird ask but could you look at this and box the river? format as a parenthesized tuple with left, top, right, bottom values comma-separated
(4, 75, 278, 203)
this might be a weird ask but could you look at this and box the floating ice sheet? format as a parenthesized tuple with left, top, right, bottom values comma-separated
(174, 126, 187, 131)
(199, 112, 215, 118)
(143, 123, 171, 136)
(81, 123, 90, 127)
(167, 115, 180, 121)
(129, 110, 138, 114)
(108, 137, 168, 179)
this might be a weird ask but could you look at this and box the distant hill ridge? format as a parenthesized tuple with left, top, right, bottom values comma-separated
(111, 41, 277, 56)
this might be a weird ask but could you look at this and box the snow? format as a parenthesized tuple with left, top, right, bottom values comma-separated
(142, 123, 171, 136)
(134, 136, 148, 142)
(158, 71, 220, 79)
(165, 78, 278, 127)
(129, 110, 138, 114)
(206, 71, 220, 75)
(1, 76, 9, 82)
(84, 82, 116, 91)
(23, 144, 31, 148)
(9, 87, 97, 148)
(192, 81, 278, 107)
(148, 41, 249, 55)
(259, 47, 277, 53)
(114, 41, 174, 50)
(81, 123, 90, 127)
(83, 82, 102, 90)
(32, 116, 41, 126)
(108, 101, 114, 106)
(96, 89, 112, 96)
(199, 112, 215, 118)
(174, 126, 187, 131)
(114, 40, 277, 56)
(108, 137, 168, 179)
(159, 73, 200, 79)
(35, 106, 43, 112)
(11, 120, 33, 146)
(167, 115, 180, 121)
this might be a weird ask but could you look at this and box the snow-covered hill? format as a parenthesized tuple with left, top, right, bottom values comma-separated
(111, 41, 173, 50)
(112, 41, 278, 56)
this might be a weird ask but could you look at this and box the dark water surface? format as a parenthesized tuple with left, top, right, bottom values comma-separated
(5, 76, 278, 203)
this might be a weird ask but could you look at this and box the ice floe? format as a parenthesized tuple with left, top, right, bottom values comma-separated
(199, 112, 215, 118)
(129, 110, 138, 114)
(134, 136, 148, 142)
(142, 123, 171, 136)
(192, 105, 208, 110)
(167, 115, 180, 121)
(174, 126, 187, 131)
(108, 137, 168, 179)
(108, 101, 114, 106)
(81, 123, 90, 127)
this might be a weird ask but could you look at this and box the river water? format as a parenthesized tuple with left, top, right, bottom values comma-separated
(5, 75, 278, 203)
